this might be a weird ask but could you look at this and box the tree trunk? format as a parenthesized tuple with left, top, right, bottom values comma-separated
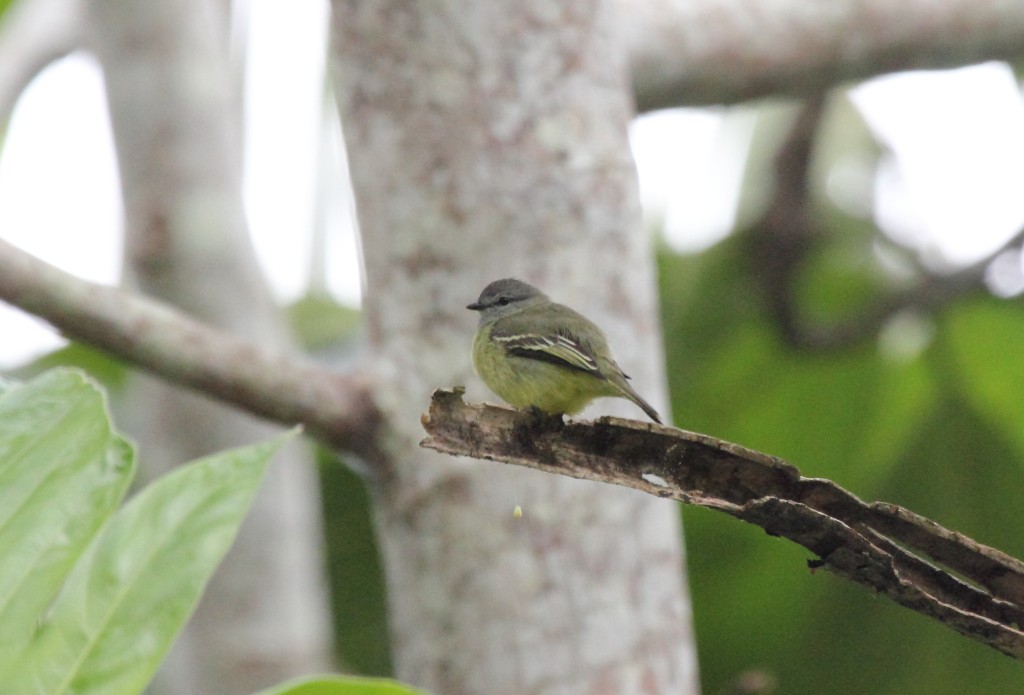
(84, 1, 334, 692)
(330, 2, 698, 693)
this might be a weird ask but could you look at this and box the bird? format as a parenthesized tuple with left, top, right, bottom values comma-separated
(467, 278, 662, 423)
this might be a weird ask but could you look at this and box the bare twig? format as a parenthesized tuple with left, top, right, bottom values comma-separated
(0, 239, 383, 461)
(624, 0, 1024, 109)
(421, 388, 1024, 659)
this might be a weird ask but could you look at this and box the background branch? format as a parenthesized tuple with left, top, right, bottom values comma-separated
(421, 388, 1024, 658)
(746, 96, 1022, 351)
(0, 238, 383, 462)
(625, 0, 1024, 109)
(0, 0, 82, 124)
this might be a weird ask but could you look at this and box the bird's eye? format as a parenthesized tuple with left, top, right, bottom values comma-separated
(497, 296, 510, 306)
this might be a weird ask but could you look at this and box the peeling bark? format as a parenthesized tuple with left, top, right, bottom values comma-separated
(422, 389, 1024, 660)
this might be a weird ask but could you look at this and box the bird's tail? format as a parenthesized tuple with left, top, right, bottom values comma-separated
(616, 379, 662, 424)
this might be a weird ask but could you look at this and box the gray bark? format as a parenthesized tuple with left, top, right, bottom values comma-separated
(626, 0, 1024, 109)
(330, 2, 698, 693)
(0, 0, 81, 123)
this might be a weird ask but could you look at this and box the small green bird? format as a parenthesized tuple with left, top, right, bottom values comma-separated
(467, 278, 662, 423)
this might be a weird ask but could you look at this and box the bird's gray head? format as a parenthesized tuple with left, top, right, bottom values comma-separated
(467, 278, 548, 323)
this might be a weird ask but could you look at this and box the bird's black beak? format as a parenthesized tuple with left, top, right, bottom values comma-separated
(466, 301, 484, 311)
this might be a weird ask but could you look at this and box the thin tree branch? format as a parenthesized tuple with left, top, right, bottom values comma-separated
(0, 238, 383, 462)
(421, 388, 1024, 659)
(625, 0, 1024, 110)
(747, 96, 1021, 351)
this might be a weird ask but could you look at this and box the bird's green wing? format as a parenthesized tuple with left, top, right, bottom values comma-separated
(496, 332, 604, 375)
(490, 304, 608, 377)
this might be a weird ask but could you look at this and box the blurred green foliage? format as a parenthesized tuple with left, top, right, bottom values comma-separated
(661, 236, 1024, 694)
(288, 295, 363, 353)
(317, 448, 392, 677)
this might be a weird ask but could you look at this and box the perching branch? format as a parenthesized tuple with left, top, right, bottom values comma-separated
(624, 0, 1024, 109)
(0, 239, 383, 461)
(421, 388, 1024, 659)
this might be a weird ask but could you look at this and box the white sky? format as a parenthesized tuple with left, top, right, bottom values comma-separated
(242, 0, 360, 304)
(2, 6, 1024, 368)
(630, 62, 1024, 265)
(854, 64, 1024, 266)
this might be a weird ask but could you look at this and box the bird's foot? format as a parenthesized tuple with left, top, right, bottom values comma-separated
(525, 405, 565, 432)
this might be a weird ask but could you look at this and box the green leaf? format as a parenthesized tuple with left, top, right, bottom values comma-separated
(318, 448, 392, 676)
(255, 675, 432, 695)
(3, 426, 292, 694)
(0, 369, 135, 673)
